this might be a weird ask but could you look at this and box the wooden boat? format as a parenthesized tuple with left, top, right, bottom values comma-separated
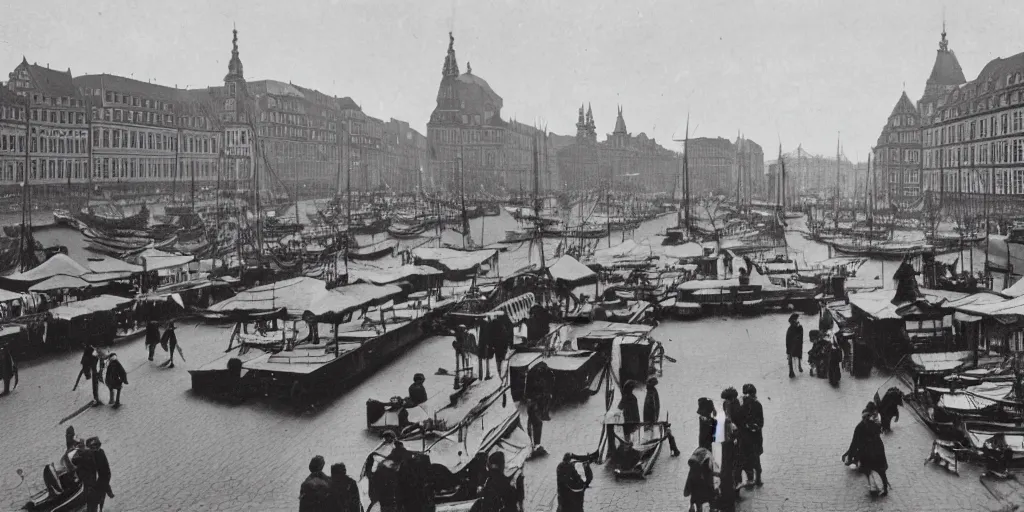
(830, 239, 931, 259)
(359, 392, 527, 511)
(349, 239, 398, 261)
(23, 446, 86, 512)
(76, 205, 149, 230)
(387, 222, 429, 239)
(351, 217, 390, 236)
(52, 209, 77, 227)
(927, 233, 986, 253)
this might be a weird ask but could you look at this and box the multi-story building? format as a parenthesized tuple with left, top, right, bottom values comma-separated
(0, 87, 27, 190)
(556, 105, 679, 194)
(766, 146, 862, 204)
(874, 92, 922, 202)
(384, 118, 428, 192)
(920, 30, 1024, 214)
(73, 74, 223, 196)
(687, 137, 735, 196)
(735, 136, 766, 201)
(426, 32, 549, 195)
(6, 59, 90, 201)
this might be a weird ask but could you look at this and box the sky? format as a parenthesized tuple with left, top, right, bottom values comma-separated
(2, 0, 1023, 161)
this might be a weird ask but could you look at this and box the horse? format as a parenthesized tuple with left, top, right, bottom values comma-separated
(875, 387, 904, 433)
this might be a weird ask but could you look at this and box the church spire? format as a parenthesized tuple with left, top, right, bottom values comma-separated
(613, 105, 627, 135)
(225, 26, 244, 82)
(939, 19, 948, 51)
(442, 32, 460, 78)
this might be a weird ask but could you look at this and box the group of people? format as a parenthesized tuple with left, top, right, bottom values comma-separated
(145, 320, 183, 368)
(73, 344, 128, 407)
(714, 384, 765, 509)
(63, 426, 115, 512)
(451, 311, 514, 382)
(299, 455, 362, 512)
(787, 313, 845, 386)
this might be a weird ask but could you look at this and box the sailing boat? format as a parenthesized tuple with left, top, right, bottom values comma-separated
(663, 114, 693, 246)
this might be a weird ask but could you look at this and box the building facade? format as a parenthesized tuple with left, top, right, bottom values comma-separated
(6, 60, 90, 201)
(687, 137, 735, 197)
(4, 29, 426, 199)
(556, 105, 679, 195)
(0, 87, 27, 191)
(920, 31, 1024, 214)
(875, 92, 923, 202)
(426, 33, 550, 195)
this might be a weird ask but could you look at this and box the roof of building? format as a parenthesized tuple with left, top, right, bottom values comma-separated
(74, 74, 182, 103)
(927, 32, 967, 88)
(613, 106, 627, 134)
(456, 71, 502, 107)
(972, 52, 1024, 89)
(23, 61, 77, 98)
(890, 91, 918, 116)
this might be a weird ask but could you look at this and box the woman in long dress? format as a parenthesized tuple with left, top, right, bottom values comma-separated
(843, 402, 890, 496)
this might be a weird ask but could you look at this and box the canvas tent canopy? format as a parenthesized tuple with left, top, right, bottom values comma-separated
(412, 247, 497, 276)
(49, 295, 134, 321)
(131, 248, 195, 273)
(207, 277, 329, 319)
(1, 254, 89, 285)
(306, 283, 405, 323)
(82, 257, 144, 283)
(348, 265, 442, 286)
(29, 275, 92, 292)
(546, 255, 597, 287)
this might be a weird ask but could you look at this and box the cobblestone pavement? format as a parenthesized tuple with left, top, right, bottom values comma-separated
(0, 313, 1020, 511)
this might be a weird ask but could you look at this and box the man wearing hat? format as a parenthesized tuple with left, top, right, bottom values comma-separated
(785, 313, 804, 378)
(104, 353, 128, 407)
(408, 373, 427, 406)
(740, 383, 764, 487)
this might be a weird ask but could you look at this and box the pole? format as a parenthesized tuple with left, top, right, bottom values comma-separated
(20, 100, 30, 271)
(345, 159, 352, 277)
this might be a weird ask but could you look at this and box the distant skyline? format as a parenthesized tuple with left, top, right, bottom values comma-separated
(2, 0, 1023, 159)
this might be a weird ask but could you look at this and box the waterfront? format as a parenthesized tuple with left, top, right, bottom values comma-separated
(0, 212, 1014, 511)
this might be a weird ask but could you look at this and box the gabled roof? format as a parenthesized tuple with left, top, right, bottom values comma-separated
(23, 63, 77, 98)
(972, 52, 1024, 89)
(890, 91, 918, 116)
(0, 87, 25, 106)
(74, 74, 181, 103)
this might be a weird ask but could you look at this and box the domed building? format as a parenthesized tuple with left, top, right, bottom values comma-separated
(426, 33, 553, 195)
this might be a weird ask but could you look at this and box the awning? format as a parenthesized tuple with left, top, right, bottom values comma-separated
(132, 248, 195, 272)
(2, 254, 89, 283)
(207, 277, 329, 318)
(349, 265, 442, 286)
(307, 283, 404, 323)
(547, 255, 597, 286)
(49, 294, 134, 320)
(29, 275, 92, 292)
(412, 247, 497, 274)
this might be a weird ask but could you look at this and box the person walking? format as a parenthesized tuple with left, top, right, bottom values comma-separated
(145, 321, 160, 361)
(683, 447, 717, 512)
(328, 462, 362, 512)
(160, 322, 182, 369)
(299, 455, 332, 512)
(88, 437, 114, 509)
(0, 344, 16, 396)
(786, 314, 804, 378)
(556, 453, 593, 512)
(476, 318, 494, 380)
(739, 383, 764, 487)
(858, 405, 890, 496)
(452, 325, 474, 379)
(827, 337, 844, 387)
(643, 377, 680, 456)
(104, 353, 128, 407)
(74, 344, 103, 405)
(525, 362, 554, 456)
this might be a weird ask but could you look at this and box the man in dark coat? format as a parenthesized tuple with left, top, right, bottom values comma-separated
(87, 437, 113, 507)
(145, 321, 160, 361)
(740, 383, 764, 487)
(452, 325, 474, 379)
(526, 304, 550, 346)
(476, 318, 494, 380)
(160, 322, 182, 369)
(75, 344, 103, 405)
(556, 453, 593, 512)
(525, 362, 555, 456)
(408, 373, 428, 406)
(300, 455, 332, 512)
(785, 314, 804, 378)
(329, 462, 362, 512)
(0, 344, 16, 396)
(490, 312, 513, 379)
(104, 353, 128, 407)
(478, 452, 518, 512)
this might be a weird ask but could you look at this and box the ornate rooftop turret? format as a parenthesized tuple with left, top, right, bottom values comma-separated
(921, 23, 966, 104)
(576, 104, 586, 136)
(224, 27, 244, 82)
(442, 32, 460, 78)
(613, 105, 627, 135)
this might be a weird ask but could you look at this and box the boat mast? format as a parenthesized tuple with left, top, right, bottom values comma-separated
(20, 98, 31, 272)
(834, 135, 840, 231)
(458, 147, 467, 249)
(684, 115, 690, 231)
(532, 129, 546, 269)
(345, 158, 351, 277)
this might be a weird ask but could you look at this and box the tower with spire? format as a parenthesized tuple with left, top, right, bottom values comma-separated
(442, 31, 460, 78)
(919, 22, 966, 110)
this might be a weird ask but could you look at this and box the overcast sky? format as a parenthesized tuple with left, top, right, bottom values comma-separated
(3, 0, 1023, 160)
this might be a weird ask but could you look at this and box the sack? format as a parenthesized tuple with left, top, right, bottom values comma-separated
(867, 470, 883, 493)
